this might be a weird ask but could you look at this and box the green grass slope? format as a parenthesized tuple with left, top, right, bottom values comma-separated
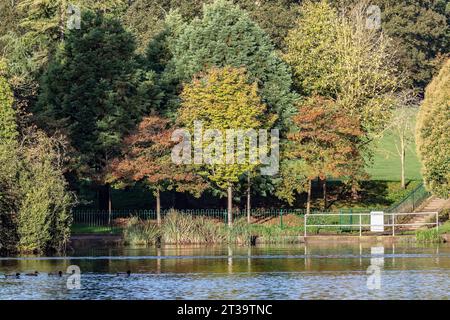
(367, 110, 422, 181)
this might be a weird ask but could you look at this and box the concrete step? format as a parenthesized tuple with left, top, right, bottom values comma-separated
(398, 196, 448, 231)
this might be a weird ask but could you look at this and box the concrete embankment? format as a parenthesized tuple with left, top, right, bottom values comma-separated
(254, 235, 418, 245)
(70, 234, 123, 246)
(255, 233, 448, 244)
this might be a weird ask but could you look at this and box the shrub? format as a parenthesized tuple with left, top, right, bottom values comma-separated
(16, 130, 75, 253)
(0, 141, 20, 254)
(438, 209, 449, 223)
(122, 210, 310, 245)
(0, 69, 19, 254)
(1, 68, 74, 254)
(416, 59, 450, 198)
(161, 210, 226, 244)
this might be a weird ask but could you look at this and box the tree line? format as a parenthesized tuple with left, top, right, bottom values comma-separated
(0, 0, 448, 253)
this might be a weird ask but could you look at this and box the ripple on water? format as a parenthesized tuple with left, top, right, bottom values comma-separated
(0, 269, 449, 300)
(0, 244, 449, 300)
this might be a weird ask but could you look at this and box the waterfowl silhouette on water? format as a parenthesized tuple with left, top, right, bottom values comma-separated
(25, 271, 39, 277)
(48, 271, 63, 277)
(116, 270, 131, 277)
(3, 272, 20, 279)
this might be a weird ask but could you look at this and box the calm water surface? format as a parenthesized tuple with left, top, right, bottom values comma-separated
(0, 243, 449, 300)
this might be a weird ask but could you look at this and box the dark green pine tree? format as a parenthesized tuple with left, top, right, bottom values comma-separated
(338, 0, 449, 93)
(377, 0, 449, 92)
(36, 11, 162, 210)
(165, 0, 296, 127)
(235, 0, 299, 50)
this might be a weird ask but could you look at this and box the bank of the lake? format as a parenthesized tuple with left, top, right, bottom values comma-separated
(0, 243, 449, 300)
(69, 232, 449, 248)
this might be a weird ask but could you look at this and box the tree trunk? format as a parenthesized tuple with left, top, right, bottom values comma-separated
(306, 180, 312, 215)
(108, 186, 112, 213)
(98, 184, 110, 211)
(247, 174, 251, 224)
(351, 182, 359, 200)
(98, 184, 112, 225)
(400, 136, 406, 189)
(108, 184, 112, 225)
(322, 177, 327, 210)
(227, 185, 233, 227)
(156, 189, 161, 226)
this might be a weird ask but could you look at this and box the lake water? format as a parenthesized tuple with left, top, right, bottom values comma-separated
(0, 243, 449, 300)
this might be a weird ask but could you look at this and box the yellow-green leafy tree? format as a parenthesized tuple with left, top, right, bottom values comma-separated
(0, 63, 20, 253)
(284, 0, 401, 198)
(178, 66, 275, 226)
(416, 59, 450, 198)
(285, 0, 400, 136)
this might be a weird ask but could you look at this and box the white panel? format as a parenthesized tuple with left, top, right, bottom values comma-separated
(370, 211, 384, 232)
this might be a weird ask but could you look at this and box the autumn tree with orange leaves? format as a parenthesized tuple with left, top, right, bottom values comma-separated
(279, 96, 366, 213)
(108, 115, 207, 225)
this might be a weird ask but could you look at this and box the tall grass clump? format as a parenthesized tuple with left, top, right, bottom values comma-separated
(161, 210, 226, 244)
(251, 225, 304, 244)
(438, 221, 450, 234)
(224, 218, 253, 245)
(415, 228, 442, 243)
(123, 217, 160, 245)
(122, 210, 310, 246)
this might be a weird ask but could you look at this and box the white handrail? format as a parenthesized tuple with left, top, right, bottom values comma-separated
(303, 212, 437, 216)
(303, 211, 439, 237)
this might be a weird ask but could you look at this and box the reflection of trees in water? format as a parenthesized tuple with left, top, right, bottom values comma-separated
(157, 247, 161, 274)
(247, 247, 251, 273)
(1, 243, 447, 277)
(0, 258, 71, 274)
(228, 246, 233, 274)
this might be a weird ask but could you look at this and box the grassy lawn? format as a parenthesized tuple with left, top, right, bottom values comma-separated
(367, 111, 422, 181)
(368, 133, 422, 181)
(327, 180, 422, 211)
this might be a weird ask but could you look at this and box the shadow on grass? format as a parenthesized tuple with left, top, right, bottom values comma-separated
(329, 180, 420, 210)
(71, 224, 123, 235)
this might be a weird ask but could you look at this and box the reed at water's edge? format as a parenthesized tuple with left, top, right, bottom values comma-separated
(123, 210, 305, 245)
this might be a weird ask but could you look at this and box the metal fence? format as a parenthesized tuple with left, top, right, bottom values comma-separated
(304, 211, 439, 237)
(72, 184, 433, 232)
(72, 208, 307, 230)
(386, 183, 431, 213)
